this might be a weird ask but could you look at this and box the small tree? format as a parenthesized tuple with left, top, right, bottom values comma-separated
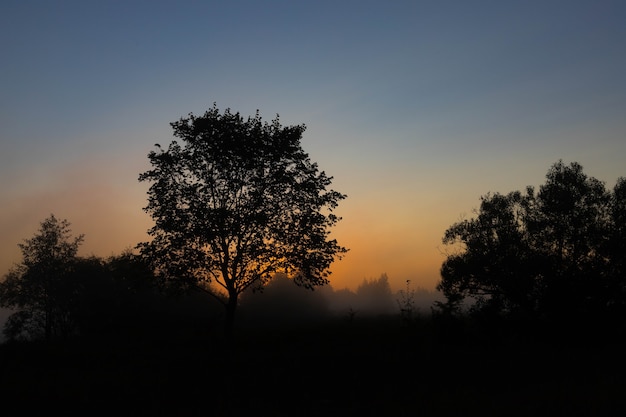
(138, 104, 347, 336)
(397, 280, 416, 323)
(0, 214, 84, 340)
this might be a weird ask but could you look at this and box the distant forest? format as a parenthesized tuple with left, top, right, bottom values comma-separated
(0, 247, 439, 343)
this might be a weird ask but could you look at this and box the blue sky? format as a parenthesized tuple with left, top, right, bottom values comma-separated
(1, 0, 625, 291)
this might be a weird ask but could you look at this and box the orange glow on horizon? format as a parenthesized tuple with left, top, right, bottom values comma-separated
(0, 154, 463, 295)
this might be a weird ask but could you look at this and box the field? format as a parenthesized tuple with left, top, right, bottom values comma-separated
(1, 315, 626, 417)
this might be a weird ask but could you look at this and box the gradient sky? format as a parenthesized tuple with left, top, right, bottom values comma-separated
(1, 0, 625, 292)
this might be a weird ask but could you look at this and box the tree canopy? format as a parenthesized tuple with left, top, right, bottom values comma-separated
(138, 104, 347, 335)
(437, 160, 626, 327)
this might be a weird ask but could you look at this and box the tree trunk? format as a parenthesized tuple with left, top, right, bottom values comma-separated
(223, 290, 238, 337)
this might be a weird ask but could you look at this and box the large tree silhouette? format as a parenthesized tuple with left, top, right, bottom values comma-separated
(438, 161, 625, 325)
(138, 104, 347, 335)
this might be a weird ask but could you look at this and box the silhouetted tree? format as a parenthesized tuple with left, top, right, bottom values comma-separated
(528, 161, 611, 319)
(438, 161, 623, 328)
(0, 215, 84, 340)
(397, 280, 416, 323)
(72, 251, 159, 335)
(138, 104, 347, 336)
(606, 177, 626, 319)
(67, 256, 110, 334)
(439, 190, 538, 318)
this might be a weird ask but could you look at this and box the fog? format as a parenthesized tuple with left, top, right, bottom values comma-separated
(238, 273, 444, 328)
(0, 274, 444, 342)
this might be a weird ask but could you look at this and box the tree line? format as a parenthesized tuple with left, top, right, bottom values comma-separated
(0, 215, 161, 340)
(0, 218, 435, 342)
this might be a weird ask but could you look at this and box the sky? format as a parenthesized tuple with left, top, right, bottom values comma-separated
(1, 0, 625, 293)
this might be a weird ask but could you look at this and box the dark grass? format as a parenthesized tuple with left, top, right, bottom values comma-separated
(1, 315, 626, 417)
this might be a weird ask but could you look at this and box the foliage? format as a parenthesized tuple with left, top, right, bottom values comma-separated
(0, 214, 164, 341)
(71, 251, 160, 335)
(438, 160, 626, 324)
(137, 104, 347, 335)
(0, 214, 84, 340)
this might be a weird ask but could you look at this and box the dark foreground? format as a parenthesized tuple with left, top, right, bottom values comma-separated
(1, 316, 626, 417)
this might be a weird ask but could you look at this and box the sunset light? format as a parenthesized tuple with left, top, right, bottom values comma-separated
(2, 2, 626, 415)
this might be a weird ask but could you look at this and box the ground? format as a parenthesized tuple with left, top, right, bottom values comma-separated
(1, 315, 625, 416)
